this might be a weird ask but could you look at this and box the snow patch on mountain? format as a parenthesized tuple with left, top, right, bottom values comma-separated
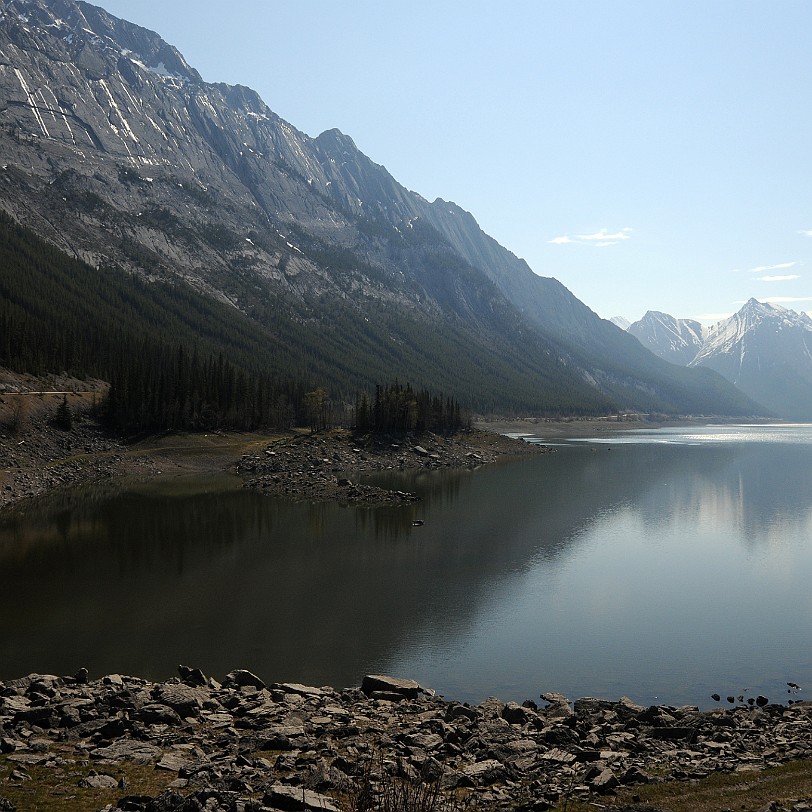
(628, 311, 706, 365)
(626, 299, 812, 419)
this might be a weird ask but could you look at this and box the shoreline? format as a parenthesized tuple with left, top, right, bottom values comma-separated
(0, 398, 552, 514)
(1, 405, 793, 515)
(475, 414, 791, 439)
(1, 668, 810, 812)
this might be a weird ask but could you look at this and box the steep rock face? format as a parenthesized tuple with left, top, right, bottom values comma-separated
(629, 311, 706, 365)
(0, 0, 761, 416)
(690, 299, 812, 419)
(412, 199, 754, 414)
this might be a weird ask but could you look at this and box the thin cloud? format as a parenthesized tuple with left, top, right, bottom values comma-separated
(758, 274, 801, 282)
(577, 228, 633, 242)
(798, 230, 812, 237)
(750, 261, 797, 274)
(549, 227, 632, 246)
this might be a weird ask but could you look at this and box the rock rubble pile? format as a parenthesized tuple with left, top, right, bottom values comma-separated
(0, 409, 123, 512)
(1, 669, 811, 811)
(237, 430, 548, 505)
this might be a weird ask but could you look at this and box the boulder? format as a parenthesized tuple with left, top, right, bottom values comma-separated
(177, 665, 207, 687)
(154, 684, 207, 718)
(590, 767, 619, 793)
(222, 669, 266, 690)
(136, 703, 182, 726)
(502, 701, 533, 726)
(264, 783, 339, 812)
(460, 759, 506, 786)
(78, 773, 119, 789)
(90, 739, 162, 764)
(361, 675, 422, 700)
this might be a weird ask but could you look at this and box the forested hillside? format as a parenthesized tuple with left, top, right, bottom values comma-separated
(0, 213, 615, 432)
(0, 0, 764, 420)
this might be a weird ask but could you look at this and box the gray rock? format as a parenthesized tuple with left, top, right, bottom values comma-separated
(90, 739, 162, 764)
(78, 773, 119, 789)
(591, 767, 619, 793)
(263, 783, 339, 811)
(154, 684, 208, 718)
(502, 701, 533, 725)
(177, 665, 207, 687)
(156, 753, 191, 772)
(460, 759, 506, 785)
(223, 669, 266, 690)
(361, 675, 422, 699)
(136, 703, 182, 726)
(278, 682, 324, 698)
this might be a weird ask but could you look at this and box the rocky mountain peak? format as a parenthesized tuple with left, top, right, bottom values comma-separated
(0, 0, 763, 419)
(627, 310, 706, 366)
(77, 1, 201, 81)
(2, 0, 201, 84)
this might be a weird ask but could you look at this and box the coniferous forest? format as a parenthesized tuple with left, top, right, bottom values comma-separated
(0, 213, 496, 434)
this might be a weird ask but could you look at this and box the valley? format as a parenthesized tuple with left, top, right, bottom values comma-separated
(2, 3, 812, 812)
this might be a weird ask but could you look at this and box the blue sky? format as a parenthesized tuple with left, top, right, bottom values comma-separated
(97, 1, 812, 325)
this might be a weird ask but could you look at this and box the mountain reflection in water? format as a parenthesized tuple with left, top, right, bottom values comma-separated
(1, 426, 810, 709)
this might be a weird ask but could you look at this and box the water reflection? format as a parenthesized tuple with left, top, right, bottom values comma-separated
(1, 430, 811, 709)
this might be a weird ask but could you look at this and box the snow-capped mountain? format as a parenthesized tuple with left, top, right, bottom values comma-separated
(610, 316, 631, 331)
(689, 299, 812, 419)
(628, 311, 707, 366)
(626, 299, 812, 419)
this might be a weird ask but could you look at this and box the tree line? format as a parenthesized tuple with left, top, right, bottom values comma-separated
(0, 214, 471, 435)
(354, 381, 467, 434)
(0, 210, 621, 431)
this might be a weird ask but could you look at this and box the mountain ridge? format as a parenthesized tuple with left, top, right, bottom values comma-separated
(629, 311, 707, 366)
(0, 0, 762, 417)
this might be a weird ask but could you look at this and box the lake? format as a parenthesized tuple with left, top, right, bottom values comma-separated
(1, 423, 810, 709)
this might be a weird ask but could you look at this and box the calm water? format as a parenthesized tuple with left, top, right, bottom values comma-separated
(1, 424, 811, 709)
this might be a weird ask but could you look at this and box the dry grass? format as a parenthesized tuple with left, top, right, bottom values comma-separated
(3, 750, 812, 812)
(0, 750, 173, 812)
(559, 758, 812, 812)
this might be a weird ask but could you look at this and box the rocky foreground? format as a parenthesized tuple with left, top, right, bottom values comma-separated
(1, 669, 811, 812)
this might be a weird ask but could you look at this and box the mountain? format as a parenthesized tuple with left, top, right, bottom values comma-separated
(623, 300, 812, 419)
(689, 299, 812, 420)
(629, 311, 707, 365)
(610, 316, 631, 331)
(0, 0, 762, 418)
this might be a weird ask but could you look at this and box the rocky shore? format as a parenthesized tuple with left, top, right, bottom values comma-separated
(0, 410, 126, 513)
(236, 429, 549, 505)
(1, 670, 811, 812)
(0, 379, 549, 514)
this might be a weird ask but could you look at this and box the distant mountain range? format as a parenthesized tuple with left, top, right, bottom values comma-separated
(0, 0, 763, 418)
(627, 300, 812, 419)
